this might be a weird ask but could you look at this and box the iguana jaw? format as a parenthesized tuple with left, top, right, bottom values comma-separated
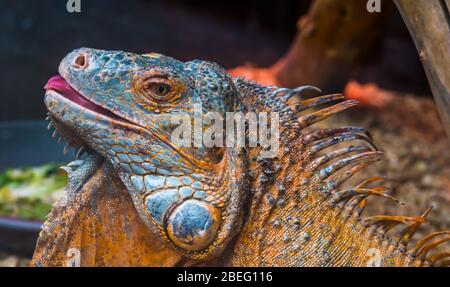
(44, 74, 151, 159)
(45, 75, 135, 127)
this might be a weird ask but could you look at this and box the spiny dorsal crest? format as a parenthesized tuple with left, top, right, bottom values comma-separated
(235, 77, 450, 266)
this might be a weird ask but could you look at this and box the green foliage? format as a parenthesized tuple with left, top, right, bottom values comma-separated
(0, 163, 67, 221)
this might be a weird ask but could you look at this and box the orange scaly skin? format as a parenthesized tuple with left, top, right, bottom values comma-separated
(32, 48, 449, 266)
(32, 162, 186, 266)
(221, 81, 426, 267)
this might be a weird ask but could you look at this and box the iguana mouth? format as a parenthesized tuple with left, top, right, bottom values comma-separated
(44, 75, 208, 170)
(45, 75, 131, 124)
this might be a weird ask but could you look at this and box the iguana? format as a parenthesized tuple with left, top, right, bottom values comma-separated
(32, 48, 450, 267)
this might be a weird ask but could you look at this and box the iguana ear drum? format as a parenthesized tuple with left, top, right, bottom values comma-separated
(166, 199, 221, 251)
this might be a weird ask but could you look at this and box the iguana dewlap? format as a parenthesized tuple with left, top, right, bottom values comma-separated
(32, 48, 450, 267)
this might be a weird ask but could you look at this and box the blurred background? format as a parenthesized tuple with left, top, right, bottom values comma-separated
(0, 0, 433, 123)
(0, 0, 449, 266)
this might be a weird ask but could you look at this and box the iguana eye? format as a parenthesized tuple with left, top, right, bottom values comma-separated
(132, 72, 185, 107)
(147, 82, 171, 100)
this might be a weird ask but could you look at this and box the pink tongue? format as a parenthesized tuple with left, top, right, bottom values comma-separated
(45, 75, 78, 96)
(44, 75, 126, 121)
(44, 75, 99, 111)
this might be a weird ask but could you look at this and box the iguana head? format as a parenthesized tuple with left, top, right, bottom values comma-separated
(44, 48, 247, 260)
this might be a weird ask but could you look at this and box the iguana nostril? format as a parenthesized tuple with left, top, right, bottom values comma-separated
(73, 53, 88, 69)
